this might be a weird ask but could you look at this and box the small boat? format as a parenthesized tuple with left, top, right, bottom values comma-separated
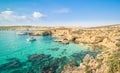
(26, 37, 36, 41)
(16, 32, 28, 35)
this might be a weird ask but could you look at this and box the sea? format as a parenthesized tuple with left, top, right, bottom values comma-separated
(0, 31, 98, 73)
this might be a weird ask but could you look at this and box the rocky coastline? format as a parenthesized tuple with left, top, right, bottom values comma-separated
(0, 24, 120, 73)
(27, 25, 119, 51)
(25, 25, 120, 73)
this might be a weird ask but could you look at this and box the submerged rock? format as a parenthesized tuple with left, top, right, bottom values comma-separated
(27, 53, 52, 72)
(28, 54, 44, 62)
(42, 56, 68, 73)
(11, 70, 22, 73)
(42, 58, 60, 73)
(0, 58, 22, 71)
(47, 47, 59, 51)
(26, 69, 36, 73)
(61, 49, 67, 54)
(28, 54, 51, 62)
(6, 58, 19, 61)
(71, 52, 86, 64)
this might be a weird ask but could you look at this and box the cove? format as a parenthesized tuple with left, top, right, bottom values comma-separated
(0, 31, 98, 73)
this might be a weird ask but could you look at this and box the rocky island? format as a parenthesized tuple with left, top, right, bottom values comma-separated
(0, 24, 120, 73)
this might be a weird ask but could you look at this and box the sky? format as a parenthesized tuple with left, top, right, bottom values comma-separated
(0, 0, 120, 27)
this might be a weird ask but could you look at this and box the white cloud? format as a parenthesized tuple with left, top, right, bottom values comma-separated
(0, 10, 27, 21)
(53, 8, 70, 14)
(1, 10, 14, 15)
(32, 12, 44, 18)
(0, 10, 28, 25)
(0, 10, 46, 25)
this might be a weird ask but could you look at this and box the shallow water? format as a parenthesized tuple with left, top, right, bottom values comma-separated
(0, 31, 98, 73)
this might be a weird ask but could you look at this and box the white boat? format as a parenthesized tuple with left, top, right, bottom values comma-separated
(16, 32, 28, 35)
(26, 37, 36, 41)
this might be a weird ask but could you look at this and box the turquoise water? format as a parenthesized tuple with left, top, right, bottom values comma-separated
(0, 31, 98, 73)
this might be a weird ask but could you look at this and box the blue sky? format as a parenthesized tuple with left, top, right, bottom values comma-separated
(0, 0, 120, 27)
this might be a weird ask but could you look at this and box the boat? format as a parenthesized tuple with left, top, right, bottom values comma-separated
(26, 37, 36, 41)
(16, 32, 28, 35)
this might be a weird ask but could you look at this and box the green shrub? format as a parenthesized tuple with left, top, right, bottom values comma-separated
(116, 42, 120, 47)
(108, 49, 120, 73)
(85, 65, 92, 73)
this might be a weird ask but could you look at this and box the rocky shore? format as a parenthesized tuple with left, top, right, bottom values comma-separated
(27, 25, 120, 73)
(0, 24, 120, 73)
(27, 25, 119, 51)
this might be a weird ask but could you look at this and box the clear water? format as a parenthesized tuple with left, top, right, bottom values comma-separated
(0, 31, 98, 73)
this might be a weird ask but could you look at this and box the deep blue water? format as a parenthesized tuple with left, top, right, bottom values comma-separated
(0, 31, 98, 73)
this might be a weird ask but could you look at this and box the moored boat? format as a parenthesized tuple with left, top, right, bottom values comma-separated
(26, 37, 36, 41)
(16, 32, 28, 35)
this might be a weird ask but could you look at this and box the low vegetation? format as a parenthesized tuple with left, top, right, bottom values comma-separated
(85, 65, 92, 73)
(116, 42, 120, 47)
(108, 48, 120, 73)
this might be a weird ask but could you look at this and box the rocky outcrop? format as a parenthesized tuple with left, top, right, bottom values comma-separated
(54, 38, 69, 44)
(61, 62, 77, 73)
(73, 29, 118, 51)
(29, 31, 43, 36)
(42, 30, 52, 36)
(61, 47, 120, 73)
(29, 30, 52, 36)
(62, 53, 109, 73)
